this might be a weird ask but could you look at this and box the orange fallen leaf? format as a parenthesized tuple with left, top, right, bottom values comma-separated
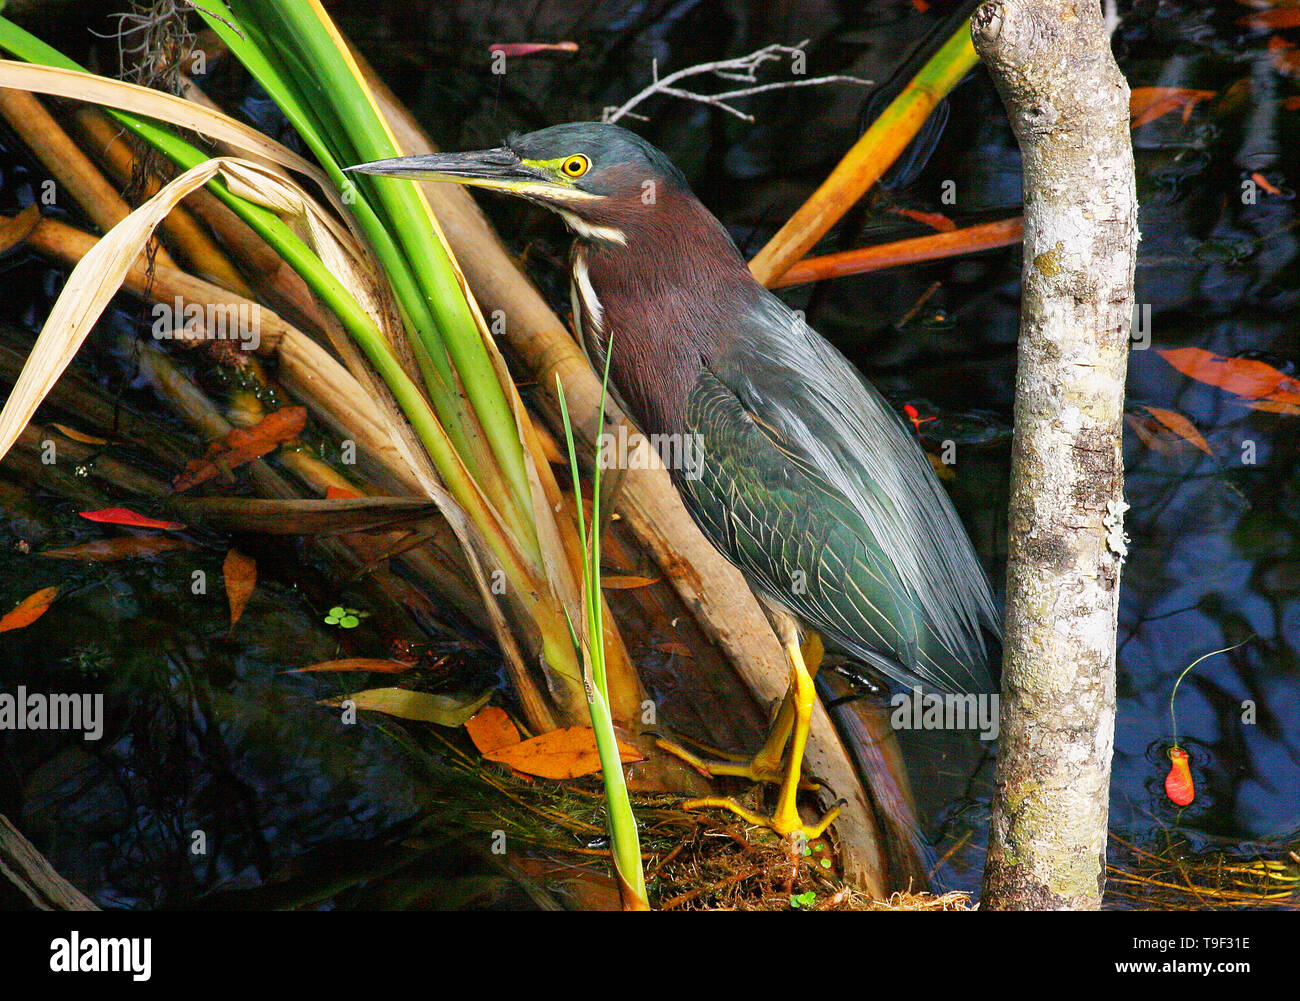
(1158, 347, 1300, 403)
(483, 726, 643, 779)
(466, 705, 523, 754)
(50, 424, 109, 445)
(40, 537, 194, 561)
(1165, 746, 1195, 806)
(325, 485, 363, 499)
(1129, 87, 1216, 128)
(79, 507, 186, 531)
(654, 641, 694, 658)
(1240, 397, 1300, 415)
(1141, 406, 1213, 455)
(173, 406, 307, 491)
(888, 206, 956, 232)
(290, 658, 415, 673)
(223, 549, 256, 627)
(1269, 35, 1300, 75)
(1285, 96, 1300, 111)
(1251, 171, 1284, 195)
(0, 586, 58, 633)
(600, 573, 659, 590)
(1241, 10, 1300, 30)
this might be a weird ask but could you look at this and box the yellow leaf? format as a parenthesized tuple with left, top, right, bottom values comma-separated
(317, 687, 491, 726)
(50, 423, 109, 445)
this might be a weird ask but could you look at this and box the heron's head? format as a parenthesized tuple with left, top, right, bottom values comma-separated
(346, 122, 693, 246)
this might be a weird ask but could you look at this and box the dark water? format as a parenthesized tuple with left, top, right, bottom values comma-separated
(0, 0, 1296, 907)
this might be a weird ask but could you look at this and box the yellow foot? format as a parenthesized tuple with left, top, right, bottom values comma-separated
(681, 796, 842, 842)
(656, 737, 818, 790)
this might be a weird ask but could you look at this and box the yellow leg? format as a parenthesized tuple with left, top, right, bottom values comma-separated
(674, 617, 840, 841)
(656, 632, 825, 786)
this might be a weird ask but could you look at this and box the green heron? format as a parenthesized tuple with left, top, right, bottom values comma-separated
(347, 123, 1000, 841)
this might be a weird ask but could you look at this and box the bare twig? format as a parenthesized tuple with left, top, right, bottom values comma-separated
(602, 41, 869, 125)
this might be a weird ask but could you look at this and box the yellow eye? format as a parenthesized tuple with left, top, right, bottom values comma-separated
(561, 154, 590, 179)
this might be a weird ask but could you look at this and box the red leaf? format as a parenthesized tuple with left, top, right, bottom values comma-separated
(1129, 88, 1216, 128)
(1157, 347, 1300, 404)
(1165, 746, 1195, 806)
(325, 486, 363, 499)
(173, 407, 307, 491)
(0, 587, 58, 633)
(79, 507, 186, 531)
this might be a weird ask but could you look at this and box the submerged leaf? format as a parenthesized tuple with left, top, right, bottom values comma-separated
(0, 586, 58, 633)
(465, 705, 524, 754)
(223, 549, 257, 627)
(483, 725, 643, 779)
(173, 406, 307, 491)
(1133, 405, 1211, 452)
(318, 687, 492, 726)
(50, 423, 109, 446)
(290, 658, 414, 674)
(40, 537, 194, 561)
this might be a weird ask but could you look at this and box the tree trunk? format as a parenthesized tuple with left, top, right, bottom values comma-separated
(972, 0, 1137, 909)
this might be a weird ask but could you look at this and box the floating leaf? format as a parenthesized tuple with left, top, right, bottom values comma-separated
(223, 549, 256, 627)
(654, 641, 693, 658)
(0, 586, 58, 633)
(173, 406, 307, 491)
(1129, 87, 1216, 128)
(79, 507, 186, 531)
(465, 705, 523, 754)
(483, 725, 643, 779)
(1141, 406, 1213, 455)
(1157, 347, 1300, 403)
(1165, 746, 1195, 806)
(40, 537, 194, 561)
(318, 687, 492, 726)
(290, 658, 414, 674)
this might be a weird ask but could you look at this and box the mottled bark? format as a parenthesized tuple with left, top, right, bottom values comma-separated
(972, 0, 1137, 909)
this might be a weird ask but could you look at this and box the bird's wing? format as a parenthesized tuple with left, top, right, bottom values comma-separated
(682, 292, 999, 693)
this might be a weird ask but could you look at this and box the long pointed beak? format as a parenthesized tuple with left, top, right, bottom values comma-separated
(344, 147, 551, 192)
